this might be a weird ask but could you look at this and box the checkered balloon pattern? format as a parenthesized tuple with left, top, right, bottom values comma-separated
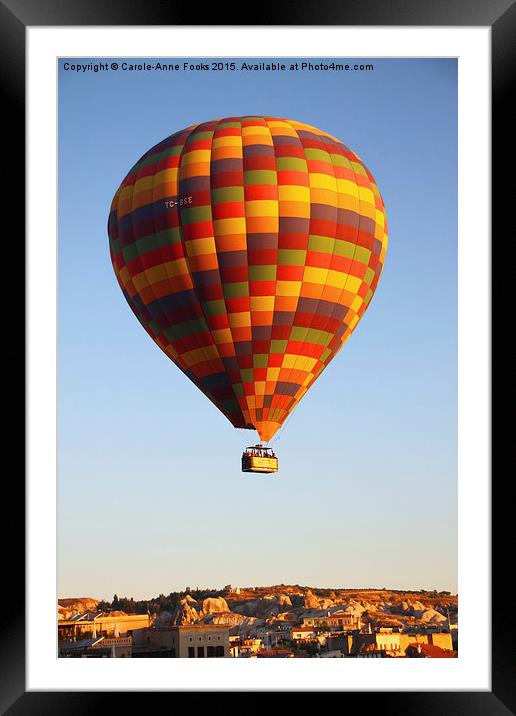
(108, 117, 388, 442)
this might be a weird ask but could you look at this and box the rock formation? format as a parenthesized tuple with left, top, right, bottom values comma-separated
(202, 596, 229, 614)
(172, 595, 201, 625)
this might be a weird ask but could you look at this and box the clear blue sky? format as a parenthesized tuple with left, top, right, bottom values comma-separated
(58, 58, 457, 600)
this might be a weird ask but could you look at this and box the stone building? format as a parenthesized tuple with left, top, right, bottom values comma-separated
(301, 612, 361, 631)
(134, 624, 230, 658)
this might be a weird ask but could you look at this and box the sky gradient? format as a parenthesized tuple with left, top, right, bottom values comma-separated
(58, 58, 457, 600)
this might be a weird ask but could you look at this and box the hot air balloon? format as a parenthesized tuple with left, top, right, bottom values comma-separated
(108, 116, 388, 474)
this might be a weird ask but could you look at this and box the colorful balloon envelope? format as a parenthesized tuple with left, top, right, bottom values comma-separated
(108, 116, 388, 442)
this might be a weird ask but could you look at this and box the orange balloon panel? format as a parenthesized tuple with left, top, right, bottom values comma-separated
(108, 116, 388, 441)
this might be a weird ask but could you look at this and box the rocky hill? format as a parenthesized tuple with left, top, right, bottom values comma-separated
(163, 585, 457, 632)
(57, 586, 457, 632)
(58, 597, 100, 620)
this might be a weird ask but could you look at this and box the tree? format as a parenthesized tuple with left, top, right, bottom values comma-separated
(301, 642, 320, 656)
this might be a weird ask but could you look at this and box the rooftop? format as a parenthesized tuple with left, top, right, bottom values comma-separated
(408, 643, 455, 658)
(58, 638, 104, 650)
(153, 624, 229, 632)
(257, 650, 294, 658)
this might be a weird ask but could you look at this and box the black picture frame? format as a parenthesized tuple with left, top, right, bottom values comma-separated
(5, 0, 506, 711)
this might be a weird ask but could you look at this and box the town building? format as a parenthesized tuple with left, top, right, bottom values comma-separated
(326, 633, 356, 656)
(326, 628, 453, 657)
(133, 624, 230, 658)
(90, 636, 132, 657)
(58, 612, 150, 641)
(291, 626, 317, 641)
(356, 643, 393, 658)
(255, 627, 291, 649)
(301, 612, 361, 631)
(399, 631, 453, 653)
(224, 585, 241, 595)
(58, 635, 132, 658)
(237, 638, 263, 656)
(406, 642, 455, 658)
(316, 650, 345, 658)
(256, 649, 295, 658)
(229, 637, 240, 658)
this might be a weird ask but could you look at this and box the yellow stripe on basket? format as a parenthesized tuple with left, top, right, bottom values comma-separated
(245, 200, 279, 218)
(132, 259, 189, 292)
(212, 135, 244, 148)
(228, 312, 252, 329)
(181, 149, 211, 165)
(275, 280, 302, 297)
(266, 367, 281, 381)
(336, 179, 359, 197)
(242, 125, 270, 136)
(309, 173, 338, 191)
(255, 381, 266, 396)
(310, 188, 339, 208)
(278, 185, 311, 202)
(213, 217, 247, 235)
(186, 237, 217, 257)
(211, 328, 233, 344)
(154, 167, 179, 186)
(358, 186, 375, 205)
(302, 266, 329, 286)
(250, 296, 275, 311)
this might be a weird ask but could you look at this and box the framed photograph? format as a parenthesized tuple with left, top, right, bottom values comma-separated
(5, 0, 506, 710)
